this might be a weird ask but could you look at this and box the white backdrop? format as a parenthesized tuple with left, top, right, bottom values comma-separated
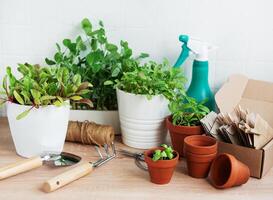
(1, 0, 273, 115)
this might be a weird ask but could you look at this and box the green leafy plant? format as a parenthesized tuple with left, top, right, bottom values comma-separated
(45, 18, 148, 110)
(0, 63, 93, 119)
(116, 59, 186, 100)
(168, 95, 210, 126)
(152, 144, 175, 161)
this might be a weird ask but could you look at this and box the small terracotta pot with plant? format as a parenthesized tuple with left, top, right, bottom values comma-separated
(166, 95, 210, 157)
(144, 144, 179, 184)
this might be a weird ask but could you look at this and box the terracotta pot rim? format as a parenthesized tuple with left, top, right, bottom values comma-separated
(144, 147, 179, 165)
(166, 116, 201, 129)
(186, 151, 217, 157)
(184, 135, 217, 151)
(186, 151, 217, 163)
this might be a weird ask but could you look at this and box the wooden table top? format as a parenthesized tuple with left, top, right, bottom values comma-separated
(0, 117, 272, 200)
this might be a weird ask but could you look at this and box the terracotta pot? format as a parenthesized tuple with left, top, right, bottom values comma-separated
(144, 147, 179, 184)
(185, 152, 217, 178)
(184, 135, 217, 155)
(166, 116, 203, 157)
(209, 153, 250, 189)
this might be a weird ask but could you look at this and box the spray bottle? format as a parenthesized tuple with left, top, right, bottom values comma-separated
(174, 35, 216, 111)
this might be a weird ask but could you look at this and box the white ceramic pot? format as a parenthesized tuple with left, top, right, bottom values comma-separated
(7, 102, 70, 158)
(69, 110, 120, 134)
(116, 88, 170, 149)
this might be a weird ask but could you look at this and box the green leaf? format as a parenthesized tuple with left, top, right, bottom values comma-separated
(161, 151, 167, 158)
(99, 20, 104, 27)
(13, 90, 24, 105)
(92, 64, 101, 73)
(137, 53, 149, 59)
(40, 95, 56, 101)
(104, 80, 114, 85)
(2, 75, 8, 95)
(152, 150, 162, 161)
(106, 43, 118, 52)
(91, 38, 97, 50)
(76, 89, 90, 95)
(161, 144, 168, 149)
(56, 43, 61, 51)
(76, 36, 86, 51)
(30, 89, 41, 105)
(81, 18, 92, 36)
(16, 108, 31, 120)
(54, 52, 62, 63)
(86, 51, 102, 66)
(0, 98, 6, 106)
(111, 67, 120, 77)
(45, 58, 56, 65)
(72, 74, 81, 86)
(63, 39, 70, 46)
(53, 100, 62, 107)
(70, 96, 83, 101)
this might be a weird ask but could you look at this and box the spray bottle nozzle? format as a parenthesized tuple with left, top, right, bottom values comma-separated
(179, 35, 189, 43)
(174, 34, 217, 67)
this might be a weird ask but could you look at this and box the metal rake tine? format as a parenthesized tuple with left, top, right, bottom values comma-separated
(103, 144, 110, 157)
(111, 142, 116, 156)
(94, 145, 103, 159)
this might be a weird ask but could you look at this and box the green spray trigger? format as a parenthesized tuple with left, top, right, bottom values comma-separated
(174, 35, 190, 68)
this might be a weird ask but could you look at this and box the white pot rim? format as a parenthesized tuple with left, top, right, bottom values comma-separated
(70, 109, 118, 112)
(7, 100, 70, 109)
(116, 87, 165, 99)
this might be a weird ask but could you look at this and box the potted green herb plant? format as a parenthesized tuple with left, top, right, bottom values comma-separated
(0, 63, 92, 158)
(45, 18, 148, 134)
(116, 60, 186, 149)
(144, 144, 179, 184)
(166, 95, 210, 157)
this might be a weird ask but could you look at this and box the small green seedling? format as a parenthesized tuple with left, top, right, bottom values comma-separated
(152, 144, 174, 161)
(168, 94, 210, 126)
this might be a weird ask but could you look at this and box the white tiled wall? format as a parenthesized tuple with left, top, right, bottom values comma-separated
(1, 0, 273, 115)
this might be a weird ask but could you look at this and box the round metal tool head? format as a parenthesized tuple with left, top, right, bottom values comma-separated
(42, 152, 81, 167)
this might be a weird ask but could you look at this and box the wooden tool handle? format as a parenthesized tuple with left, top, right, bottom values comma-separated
(42, 162, 93, 193)
(0, 156, 43, 180)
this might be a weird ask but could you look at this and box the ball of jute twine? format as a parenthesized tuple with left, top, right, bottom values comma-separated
(66, 121, 115, 146)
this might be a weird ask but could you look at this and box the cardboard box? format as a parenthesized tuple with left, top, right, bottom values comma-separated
(215, 74, 273, 178)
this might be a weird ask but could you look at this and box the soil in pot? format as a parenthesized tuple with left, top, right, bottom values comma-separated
(185, 152, 217, 178)
(144, 148, 179, 184)
(209, 153, 250, 189)
(184, 135, 217, 155)
(166, 116, 204, 157)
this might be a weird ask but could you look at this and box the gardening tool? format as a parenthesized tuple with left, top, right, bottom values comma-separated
(42, 142, 116, 193)
(119, 149, 147, 171)
(174, 35, 217, 111)
(0, 152, 81, 180)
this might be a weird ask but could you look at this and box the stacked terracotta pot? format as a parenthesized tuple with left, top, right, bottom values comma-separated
(184, 135, 217, 178)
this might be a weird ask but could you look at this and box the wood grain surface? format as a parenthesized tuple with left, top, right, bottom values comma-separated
(0, 117, 272, 200)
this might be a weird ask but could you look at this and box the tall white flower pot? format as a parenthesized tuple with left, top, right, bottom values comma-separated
(69, 110, 120, 134)
(116, 88, 170, 149)
(7, 102, 70, 158)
